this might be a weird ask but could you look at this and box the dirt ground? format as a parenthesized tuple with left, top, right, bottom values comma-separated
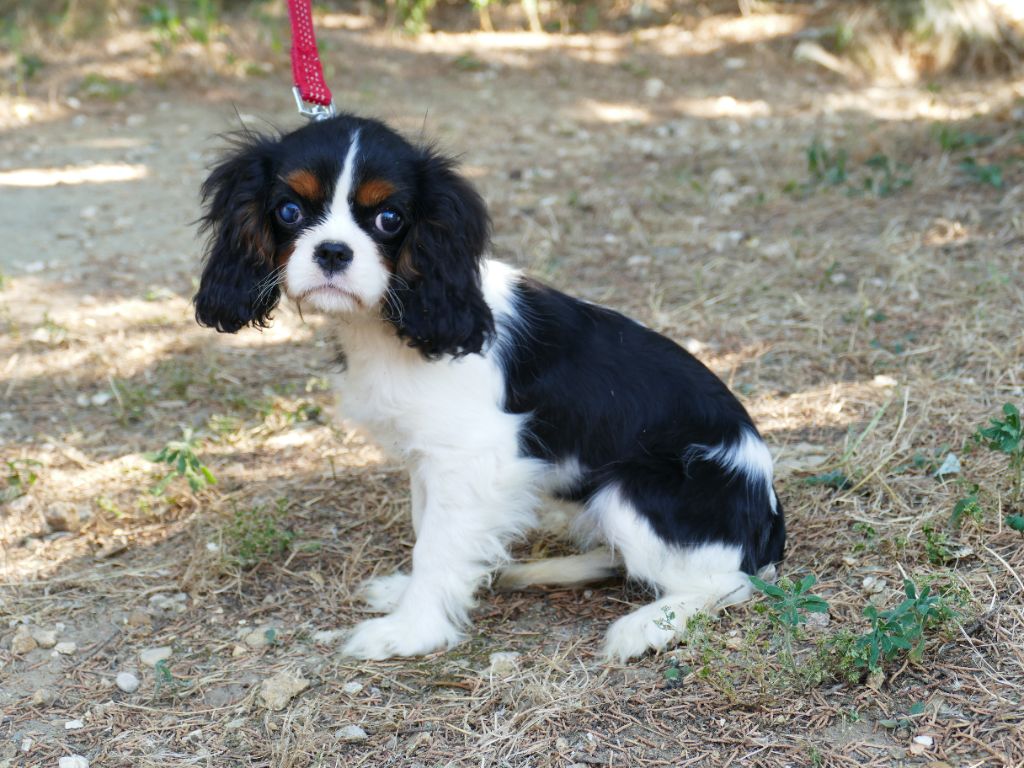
(2, 4, 1024, 767)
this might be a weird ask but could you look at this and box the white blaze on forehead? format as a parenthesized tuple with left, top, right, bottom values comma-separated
(283, 130, 392, 313)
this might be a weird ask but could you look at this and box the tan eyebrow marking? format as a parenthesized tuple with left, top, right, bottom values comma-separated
(355, 179, 396, 208)
(284, 169, 322, 201)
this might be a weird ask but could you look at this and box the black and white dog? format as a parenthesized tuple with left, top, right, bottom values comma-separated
(194, 114, 785, 661)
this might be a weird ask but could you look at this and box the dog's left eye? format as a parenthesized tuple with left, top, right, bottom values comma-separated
(277, 202, 304, 227)
(374, 209, 403, 236)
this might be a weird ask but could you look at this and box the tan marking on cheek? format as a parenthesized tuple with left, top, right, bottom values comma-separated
(275, 243, 294, 268)
(355, 179, 396, 208)
(284, 169, 322, 201)
(396, 245, 420, 280)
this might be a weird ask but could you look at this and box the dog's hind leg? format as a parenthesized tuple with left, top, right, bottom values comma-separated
(584, 485, 755, 662)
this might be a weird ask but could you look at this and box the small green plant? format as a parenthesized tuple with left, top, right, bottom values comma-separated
(922, 523, 954, 565)
(2, 459, 41, 503)
(750, 573, 830, 632)
(807, 139, 848, 186)
(224, 499, 295, 568)
(1006, 514, 1024, 534)
(147, 428, 217, 494)
(933, 124, 991, 153)
(974, 403, 1024, 499)
(862, 154, 913, 197)
(846, 579, 955, 675)
(803, 469, 851, 490)
(951, 489, 982, 528)
(959, 158, 1003, 189)
(750, 573, 829, 675)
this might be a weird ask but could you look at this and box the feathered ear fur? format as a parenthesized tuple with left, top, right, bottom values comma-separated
(194, 134, 281, 333)
(388, 152, 495, 359)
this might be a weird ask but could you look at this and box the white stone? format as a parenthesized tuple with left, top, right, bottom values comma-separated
(913, 734, 934, 747)
(139, 646, 172, 667)
(65, 719, 84, 730)
(259, 670, 310, 711)
(54, 641, 77, 655)
(341, 682, 363, 695)
(32, 628, 58, 649)
(643, 78, 666, 99)
(709, 167, 738, 190)
(335, 724, 368, 742)
(116, 671, 140, 693)
(59, 756, 89, 768)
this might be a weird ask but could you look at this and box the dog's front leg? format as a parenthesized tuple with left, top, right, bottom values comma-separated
(342, 460, 532, 659)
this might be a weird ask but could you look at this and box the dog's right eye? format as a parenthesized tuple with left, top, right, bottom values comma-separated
(277, 202, 304, 227)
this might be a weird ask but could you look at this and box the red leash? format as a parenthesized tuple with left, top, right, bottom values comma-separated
(287, 0, 335, 120)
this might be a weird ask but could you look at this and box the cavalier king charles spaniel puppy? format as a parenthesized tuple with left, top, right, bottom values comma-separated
(194, 114, 785, 661)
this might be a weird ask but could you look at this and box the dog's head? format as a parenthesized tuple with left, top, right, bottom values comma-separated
(194, 115, 494, 358)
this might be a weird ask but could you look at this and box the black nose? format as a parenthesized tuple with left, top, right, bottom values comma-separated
(313, 242, 353, 275)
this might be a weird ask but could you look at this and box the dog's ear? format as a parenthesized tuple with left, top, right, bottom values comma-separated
(194, 134, 281, 333)
(387, 152, 495, 359)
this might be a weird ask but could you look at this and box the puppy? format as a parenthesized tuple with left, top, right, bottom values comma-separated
(194, 114, 785, 661)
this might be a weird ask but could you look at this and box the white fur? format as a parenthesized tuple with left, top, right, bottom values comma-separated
(702, 429, 779, 514)
(582, 485, 753, 661)
(299, 250, 758, 661)
(334, 261, 543, 659)
(283, 132, 393, 315)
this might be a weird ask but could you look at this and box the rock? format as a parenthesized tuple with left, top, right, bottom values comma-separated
(913, 734, 934, 747)
(149, 592, 188, 613)
(20, 736, 32, 752)
(31, 688, 54, 706)
(65, 719, 84, 730)
(54, 641, 77, 655)
(335, 724, 368, 742)
(258, 670, 310, 711)
(231, 644, 247, 658)
(126, 610, 151, 628)
(862, 575, 887, 595)
(643, 78, 666, 99)
(11, 626, 38, 655)
(242, 626, 277, 648)
(488, 651, 521, 677)
(59, 757, 90, 768)
(32, 628, 58, 649)
(139, 646, 172, 667)
(44, 502, 83, 533)
(341, 681, 363, 695)
(115, 672, 140, 693)
(709, 167, 738, 190)
(225, 718, 246, 730)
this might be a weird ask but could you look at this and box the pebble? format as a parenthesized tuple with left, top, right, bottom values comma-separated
(31, 688, 54, 706)
(126, 609, 152, 628)
(116, 672, 140, 693)
(335, 724, 368, 742)
(54, 642, 77, 655)
(242, 626, 276, 648)
(149, 592, 188, 613)
(65, 719, 84, 730)
(342, 681, 363, 695)
(913, 734, 934, 747)
(643, 77, 665, 99)
(708, 167, 738, 190)
(59, 757, 90, 768)
(44, 502, 83, 533)
(259, 670, 310, 711)
(488, 651, 520, 677)
(20, 737, 32, 752)
(139, 646, 172, 667)
(32, 628, 58, 649)
(11, 626, 38, 655)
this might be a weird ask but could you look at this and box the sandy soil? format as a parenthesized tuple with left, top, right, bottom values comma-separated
(2, 5, 1023, 767)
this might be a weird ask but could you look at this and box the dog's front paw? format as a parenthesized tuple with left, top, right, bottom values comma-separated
(341, 613, 462, 660)
(358, 572, 411, 613)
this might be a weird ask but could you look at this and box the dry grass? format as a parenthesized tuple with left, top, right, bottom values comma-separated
(2, 3, 1024, 766)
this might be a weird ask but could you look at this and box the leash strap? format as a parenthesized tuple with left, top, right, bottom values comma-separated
(287, 0, 335, 120)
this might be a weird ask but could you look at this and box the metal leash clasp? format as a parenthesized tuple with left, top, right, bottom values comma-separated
(293, 87, 336, 122)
